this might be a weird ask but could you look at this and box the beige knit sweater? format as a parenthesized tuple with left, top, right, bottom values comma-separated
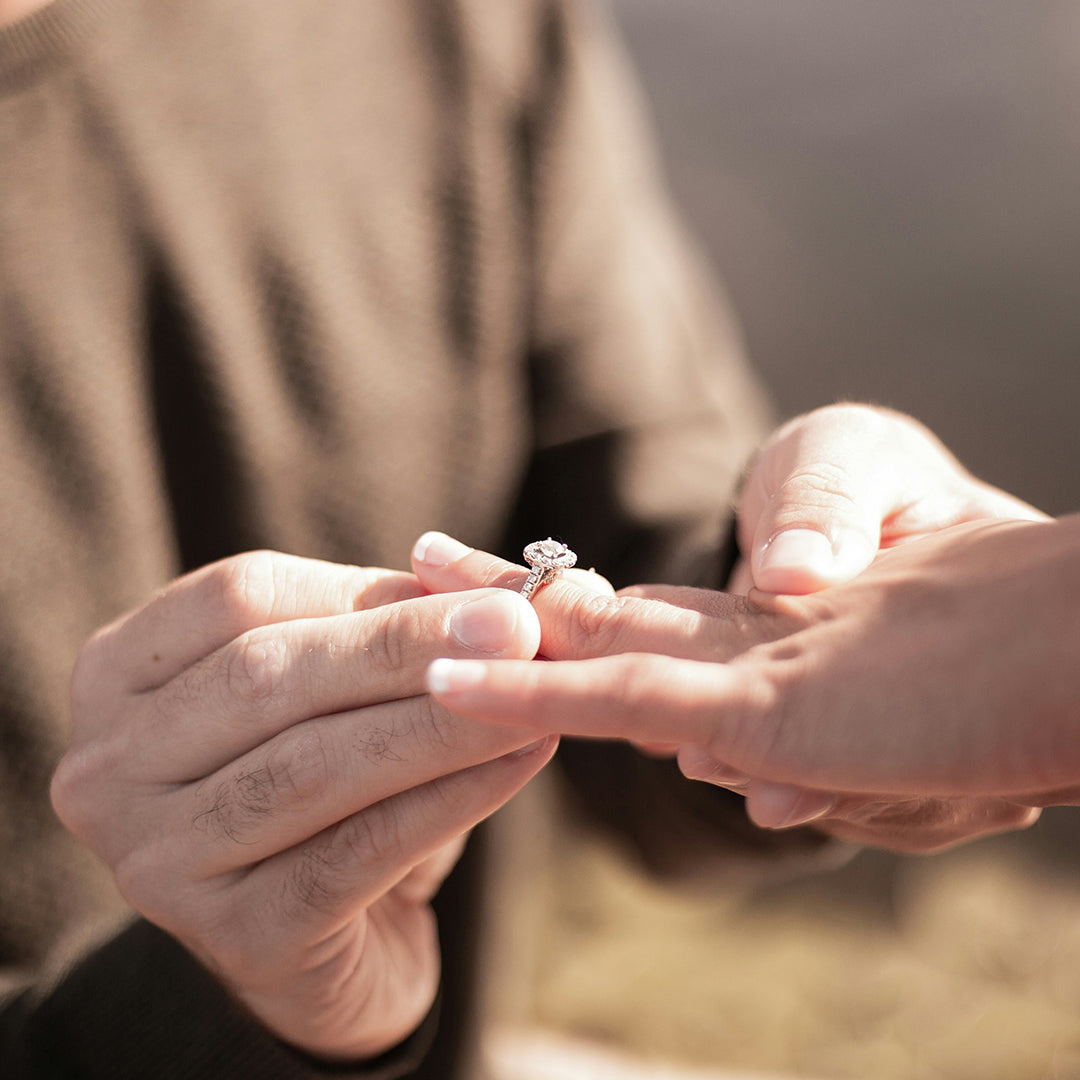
(0, 1, 819, 1076)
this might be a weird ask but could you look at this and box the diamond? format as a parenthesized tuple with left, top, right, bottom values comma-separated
(523, 538, 577, 570)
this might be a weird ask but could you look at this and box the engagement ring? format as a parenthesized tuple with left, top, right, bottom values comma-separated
(520, 538, 577, 601)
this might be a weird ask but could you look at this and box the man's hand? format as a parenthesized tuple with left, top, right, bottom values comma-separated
(50, 551, 556, 1061)
(411, 524, 1079, 852)
(732, 403, 1046, 594)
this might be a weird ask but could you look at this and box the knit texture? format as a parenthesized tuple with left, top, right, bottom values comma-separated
(0, 1, 807, 1076)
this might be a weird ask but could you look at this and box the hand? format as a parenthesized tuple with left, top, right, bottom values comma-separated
(725, 402, 1048, 847)
(50, 551, 556, 1060)
(732, 403, 1047, 595)
(411, 524, 1080, 851)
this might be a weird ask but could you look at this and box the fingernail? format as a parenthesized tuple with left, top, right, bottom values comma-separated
(507, 734, 558, 760)
(450, 593, 530, 654)
(413, 531, 473, 567)
(426, 657, 487, 695)
(748, 781, 835, 829)
(677, 745, 749, 788)
(758, 529, 836, 582)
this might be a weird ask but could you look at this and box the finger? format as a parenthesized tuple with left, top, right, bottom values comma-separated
(726, 556, 753, 595)
(633, 742, 680, 759)
(740, 405, 1049, 597)
(412, 532, 778, 662)
(737, 779, 1040, 851)
(88, 551, 424, 694)
(425, 653, 773, 754)
(739, 406, 893, 594)
(226, 735, 558, 938)
(799, 797, 1041, 854)
(144, 588, 541, 778)
(393, 834, 467, 904)
(412, 532, 614, 600)
(968, 482, 1048, 521)
(167, 695, 547, 875)
(677, 747, 1042, 851)
(1003, 785, 1080, 807)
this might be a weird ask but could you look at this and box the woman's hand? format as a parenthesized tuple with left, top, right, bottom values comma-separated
(412, 517, 1080, 852)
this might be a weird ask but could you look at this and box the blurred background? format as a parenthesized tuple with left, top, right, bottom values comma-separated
(615, 0, 1080, 516)
(524, 3, 1080, 1078)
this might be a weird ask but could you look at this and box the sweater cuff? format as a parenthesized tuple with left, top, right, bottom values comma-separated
(17, 919, 435, 1079)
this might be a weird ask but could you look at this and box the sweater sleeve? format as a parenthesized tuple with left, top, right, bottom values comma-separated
(505, 0, 837, 876)
(0, 920, 436, 1080)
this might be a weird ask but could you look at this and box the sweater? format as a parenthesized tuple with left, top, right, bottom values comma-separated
(0, 1, 821, 1076)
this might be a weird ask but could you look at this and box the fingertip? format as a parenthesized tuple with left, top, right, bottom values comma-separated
(412, 531, 473, 569)
(755, 529, 835, 593)
(506, 733, 560, 761)
(746, 780, 835, 829)
(755, 527, 876, 594)
(677, 745, 749, 789)
(425, 657, 488, 696)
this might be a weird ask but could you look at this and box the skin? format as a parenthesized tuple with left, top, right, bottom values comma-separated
(48, 403, 1049, 1059)
(422, 519, 1080, 839)
(0, 0, 52, 27)
(732, 403, 1044, 595)
(416, 404, 1054, 854)
(50, 550, 555, 1060)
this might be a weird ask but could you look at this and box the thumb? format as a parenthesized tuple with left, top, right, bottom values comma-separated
(753, 520, 879, 596)
(740, 406, 894, 594)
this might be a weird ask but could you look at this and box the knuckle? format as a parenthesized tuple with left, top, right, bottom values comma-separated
(773, 465, 859, 517)
(239, 735, 328, 818)
(353, 715, 407, 765)
(213, 550, 282, 627)
(49, 741, 116, 838)
(608, 652, 668, 711)
(112, 844, 175, 921)
(705, 664, 781, 769)
(225, 629, 290, 707)
(285, 848, 340, 918)
(49, 752, 83, 831)
(334, 802, 402, 874)
(563, 593, 629, 658)
(191, 778, 241, 842)
(367, 601, 425, 676)
(194, 730, 334, 844)
(283, 808, 398, 920)
(415, 772, 470, 826)
(261, 729, 335, 806)
(413, 694, 459, 754)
